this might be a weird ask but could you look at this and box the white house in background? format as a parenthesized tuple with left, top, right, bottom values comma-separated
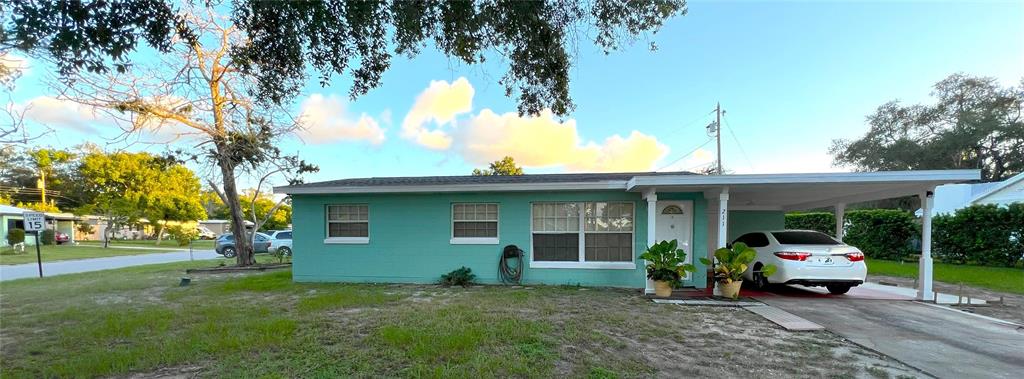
(931, 172, 1024, 216)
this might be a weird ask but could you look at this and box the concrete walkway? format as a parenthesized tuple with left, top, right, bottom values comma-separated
(763, 296, 1024, 378)
(0, 250, 220, 281)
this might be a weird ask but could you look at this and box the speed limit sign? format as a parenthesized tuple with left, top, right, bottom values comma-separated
(23, 212, 45, 232)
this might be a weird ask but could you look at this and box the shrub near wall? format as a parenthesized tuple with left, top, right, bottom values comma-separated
(844, 209, 918, 260)
(7, 228, 25, 245)
(933, 203, 1024, 267)
(784, 212, 836, 236)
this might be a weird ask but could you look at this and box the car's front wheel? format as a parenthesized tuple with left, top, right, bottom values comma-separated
(222, 246, 237, 258)
(826, 284, 851, 295)
(278, 247, 292, 256)
(751, 264, 771, 290)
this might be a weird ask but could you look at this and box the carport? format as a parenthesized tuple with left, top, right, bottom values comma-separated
(628, 169, 981, 299)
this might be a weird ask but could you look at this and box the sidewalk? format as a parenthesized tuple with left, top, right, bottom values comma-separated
(0, 250, 220, 281)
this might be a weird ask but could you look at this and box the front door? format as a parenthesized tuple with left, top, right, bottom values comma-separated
(655, 200, 694, 280)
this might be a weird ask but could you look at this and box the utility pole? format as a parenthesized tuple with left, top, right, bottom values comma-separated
(715, 102, 723, 175)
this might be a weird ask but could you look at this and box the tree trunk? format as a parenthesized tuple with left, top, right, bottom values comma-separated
(217, 151, 253, 266)
(103, 216, 110, 248)
(155, 223, 163, 245)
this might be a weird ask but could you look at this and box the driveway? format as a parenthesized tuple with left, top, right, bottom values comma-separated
(763, 293, 1024, 378)
(0, 250, 220, 281)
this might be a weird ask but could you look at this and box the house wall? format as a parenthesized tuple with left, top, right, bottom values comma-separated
(728, 211, 785, 241)
(291, 190, 709, 288)
(974, 178, 1023, 207)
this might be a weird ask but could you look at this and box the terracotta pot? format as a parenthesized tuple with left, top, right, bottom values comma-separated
(653, 280, 673, 297)
(719, 280, 743, 299)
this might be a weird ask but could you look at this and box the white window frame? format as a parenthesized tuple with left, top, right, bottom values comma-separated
(529, 201, 636, 270)
(450, 203, 500, 245)
(324, 204, 369, 244)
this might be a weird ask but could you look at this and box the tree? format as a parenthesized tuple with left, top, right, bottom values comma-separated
(213, 190, 292, 232)
(6, 1, 686, 264)
(832, 74, 1024, 181)
(141, 165, 206, 245)
(472, 156, 524, 176)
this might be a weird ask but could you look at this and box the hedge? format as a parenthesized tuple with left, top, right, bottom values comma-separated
(784, 212, 835, 236)
(933, 203, 1023, 267)
(40, 229, 56, 245)
(7, 228, 25, 245)
(844, 209, 918, 261)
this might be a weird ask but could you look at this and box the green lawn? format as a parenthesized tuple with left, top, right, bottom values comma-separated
(0, 260, 917, 378)
(77, 239, 215, 250)
(0, 245, 177, 265)
(867, 259, 1024, 294)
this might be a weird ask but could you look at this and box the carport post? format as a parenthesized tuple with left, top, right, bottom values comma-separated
(917, 190, 934, 301)
(714, 187, 729, 296)
(643, 189, 657, 294)
(835, 203, 845, 242)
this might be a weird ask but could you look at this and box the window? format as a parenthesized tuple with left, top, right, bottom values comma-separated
(451, 203, 499, 244)
(326, 204, 369, 244)
(531, 202, 635, 269)
(734, 233, 770, 248)
(771, 231, 839, 245)
(275, 231, 292, 240)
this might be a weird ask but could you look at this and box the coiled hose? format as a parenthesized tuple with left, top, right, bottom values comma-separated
(499, 244, 524, 284)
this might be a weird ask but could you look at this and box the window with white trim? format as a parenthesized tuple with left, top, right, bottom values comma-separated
(327, 204, 368, 241)
(451, 203, 499, 243)
(531, 202, 634, 264)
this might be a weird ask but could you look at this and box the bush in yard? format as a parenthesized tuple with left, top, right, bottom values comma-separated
(439, 267, 476, 287)
(933, 203, 1023, 267)
(844, 209, 917, 260)
(165, 225, 198, 247)
(784, 212, 836, 236)
(40, 229, 56, 245)
(7, 228, 25, 245)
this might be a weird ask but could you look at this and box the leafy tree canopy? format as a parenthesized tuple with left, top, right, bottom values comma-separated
(831, 74, 1024, 181)
(472, 156, 524, 176)
(3, 0, 687, 115)
(212, 190, 291, 232)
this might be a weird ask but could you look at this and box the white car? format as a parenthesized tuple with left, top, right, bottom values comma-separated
(733, 230, 867, 294)
(267, 230, 293, 256)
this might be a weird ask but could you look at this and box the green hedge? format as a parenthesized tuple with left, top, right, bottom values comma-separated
(40, 229, 56, 245)
(784, 212, 835, 236)
(933, 203, 1023, 267)
(7, 228, 25, 245)
(844, 209, 918, 261)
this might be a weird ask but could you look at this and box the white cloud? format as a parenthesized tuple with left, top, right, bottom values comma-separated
(456, 109, 669, 172)
(400, 77, 474, 150)
(21, 96, 106, 133)
(298, 94, 386, 145)
(1, 54, 30, 77)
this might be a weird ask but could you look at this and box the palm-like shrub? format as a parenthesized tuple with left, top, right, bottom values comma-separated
(700, 242, 776, 284)
(639, 239, 696, 286)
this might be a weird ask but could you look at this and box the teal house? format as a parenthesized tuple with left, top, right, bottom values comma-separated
(276, 170, 977, 294)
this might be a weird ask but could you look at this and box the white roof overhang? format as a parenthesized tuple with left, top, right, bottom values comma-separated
(627, 170, 981, 211)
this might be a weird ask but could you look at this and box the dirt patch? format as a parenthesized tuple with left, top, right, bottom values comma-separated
(115, 364, 204, 379)
(869, 274, 1024, 325)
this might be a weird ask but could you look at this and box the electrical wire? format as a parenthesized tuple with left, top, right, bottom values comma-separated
(722, 115, 755, 173)
(656, 137, 715, 172)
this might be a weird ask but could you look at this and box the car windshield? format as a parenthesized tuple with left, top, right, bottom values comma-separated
(771, 231, 840, 245)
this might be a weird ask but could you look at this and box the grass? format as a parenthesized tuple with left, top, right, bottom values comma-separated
(0, 260, 919, 378)
(0, 244, 175, 265)
(867, 259, 1024, 294)
(77, 239, 216, 250)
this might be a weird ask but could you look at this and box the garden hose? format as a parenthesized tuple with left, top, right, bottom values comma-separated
(499, 244, 524, 284)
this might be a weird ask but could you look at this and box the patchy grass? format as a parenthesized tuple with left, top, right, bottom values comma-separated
(868, 259, 1024, 294)
(78, 239, 215, 250)
(0, 244, 174, 265)
(1, 261, 920, 378)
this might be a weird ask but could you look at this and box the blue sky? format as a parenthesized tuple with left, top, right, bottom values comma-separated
(8, 0, 1024, 188)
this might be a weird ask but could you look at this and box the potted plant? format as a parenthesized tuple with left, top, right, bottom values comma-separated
(700, 242, 776, 299)
(639, 239, 696, 297)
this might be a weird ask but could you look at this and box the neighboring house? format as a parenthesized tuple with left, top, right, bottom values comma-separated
(931, 172, 1024, 216)
(276, 169, 978, 296)
(1, 204, 35, 246)
(199, 219, 255, 235)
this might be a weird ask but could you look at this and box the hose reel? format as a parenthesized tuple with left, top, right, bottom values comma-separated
(499, 244, 524, 284)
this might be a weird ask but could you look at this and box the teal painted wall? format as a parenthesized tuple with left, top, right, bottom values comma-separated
(728, 211, 785, 241)
(291, 191, 708, 289)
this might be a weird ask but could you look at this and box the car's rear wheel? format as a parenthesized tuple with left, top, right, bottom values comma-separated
(222, 246, 237, 258)
(751, 264, 770, 290)
(826, 284, 851, 295)
(279, 247, 292, 256)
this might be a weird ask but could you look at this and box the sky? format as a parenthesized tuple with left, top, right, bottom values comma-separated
(6, 0, 1024, 189)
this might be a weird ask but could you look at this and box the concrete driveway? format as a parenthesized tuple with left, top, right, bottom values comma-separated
(763, 293, 1024, 378)
(0, 249, 220, 281)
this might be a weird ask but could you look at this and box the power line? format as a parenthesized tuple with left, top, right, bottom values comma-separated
(721, 115, 755, 172)
(656, 137, 714, 172)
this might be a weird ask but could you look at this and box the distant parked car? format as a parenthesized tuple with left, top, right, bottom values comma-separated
(54, 231, 70, 245)
(267, 230, 293, 256)
(733, 230, 867, 295)
(215, 232, 271, 258)
(196, 226, 217, 240)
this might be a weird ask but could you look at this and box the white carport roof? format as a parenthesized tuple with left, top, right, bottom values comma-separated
(628, 170, 981, 211)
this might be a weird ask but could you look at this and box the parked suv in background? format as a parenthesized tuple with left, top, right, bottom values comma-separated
(215, 232, 271, 258)
(267, 230, 293, 256)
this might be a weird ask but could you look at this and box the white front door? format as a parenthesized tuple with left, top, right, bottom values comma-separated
(654, 200, 694, 280)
